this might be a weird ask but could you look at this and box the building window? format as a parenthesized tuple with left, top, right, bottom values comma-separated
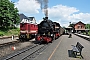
(77, 24, 82, 29)
(81, 26, 82, 28)
(78, 26, 80, 29)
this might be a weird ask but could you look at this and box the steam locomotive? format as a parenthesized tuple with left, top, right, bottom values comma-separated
(35, 17, 63, 44)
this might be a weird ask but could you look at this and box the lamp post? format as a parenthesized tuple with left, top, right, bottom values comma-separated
(69, 22, 72, 38)
(69, 22, 71, 33)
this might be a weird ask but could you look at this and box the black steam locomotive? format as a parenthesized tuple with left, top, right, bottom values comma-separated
(35, 17, 61, 44)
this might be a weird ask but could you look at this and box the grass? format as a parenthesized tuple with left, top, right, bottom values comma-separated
(0, 27, 20, 36)
(88, 31, 90, 36)
(83, 31, 90, 36)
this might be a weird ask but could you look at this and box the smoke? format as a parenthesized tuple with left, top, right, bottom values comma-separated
(36, 0, 48, 17)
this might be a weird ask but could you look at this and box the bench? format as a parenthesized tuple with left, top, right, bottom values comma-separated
(72, 42, 84, 57)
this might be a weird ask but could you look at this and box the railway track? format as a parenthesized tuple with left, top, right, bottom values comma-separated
(0, 43, 49, 60)
(22, 44, 49, 60)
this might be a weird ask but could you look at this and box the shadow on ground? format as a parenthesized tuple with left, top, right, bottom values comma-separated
(68, 50, 75, 57)
(16, 37, 35, 42)
(68, 50, 84, 59)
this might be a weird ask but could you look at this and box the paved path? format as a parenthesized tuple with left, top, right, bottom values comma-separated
(0, 37, 18, 44)
(35, 34, 90, 60)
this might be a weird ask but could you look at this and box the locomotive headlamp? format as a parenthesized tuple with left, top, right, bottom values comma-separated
(51, 34, 53, 36)
(43, 33, 45, 35)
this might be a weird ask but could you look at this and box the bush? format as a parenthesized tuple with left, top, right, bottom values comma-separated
(0, 31, 4, 36)
(0, 27, 20, 36)
(88, 31, 90, 36)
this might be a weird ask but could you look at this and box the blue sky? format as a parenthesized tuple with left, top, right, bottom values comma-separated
(11, 0, 90, 27)
(55, 0, 90, 13)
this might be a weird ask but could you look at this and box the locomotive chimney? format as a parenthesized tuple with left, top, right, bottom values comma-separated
(43, 17, 48, 21)
(45, 17, 48, 19)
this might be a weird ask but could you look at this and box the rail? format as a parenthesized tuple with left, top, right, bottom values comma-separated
(1, 44, 50, 60)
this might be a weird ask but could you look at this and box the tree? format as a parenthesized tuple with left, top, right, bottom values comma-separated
(0, 0, 19, 28)
(85, 24, 90, 29)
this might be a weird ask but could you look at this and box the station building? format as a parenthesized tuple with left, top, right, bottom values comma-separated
(71, 21, 89, 33)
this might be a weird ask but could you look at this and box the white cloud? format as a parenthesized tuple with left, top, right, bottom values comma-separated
(70, 13, 90, 23)
(48, 5, 79, 19)
(14, 0, 90, 27)
(48, 4, 90, 27)
(15, 0, 40, 14)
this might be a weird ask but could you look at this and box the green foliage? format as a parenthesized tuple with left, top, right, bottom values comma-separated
(0, 31, 4, 36)
(0, 28, 20, 36)
(6, 28, 20, 35)
(85, 24, 90, 29)
(88, 31, 90, 36)
(0, 0, 20, 28)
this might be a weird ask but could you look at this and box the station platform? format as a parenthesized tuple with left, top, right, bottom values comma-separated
(35, 34, 90, 60)
(0, 37, 18, 44)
